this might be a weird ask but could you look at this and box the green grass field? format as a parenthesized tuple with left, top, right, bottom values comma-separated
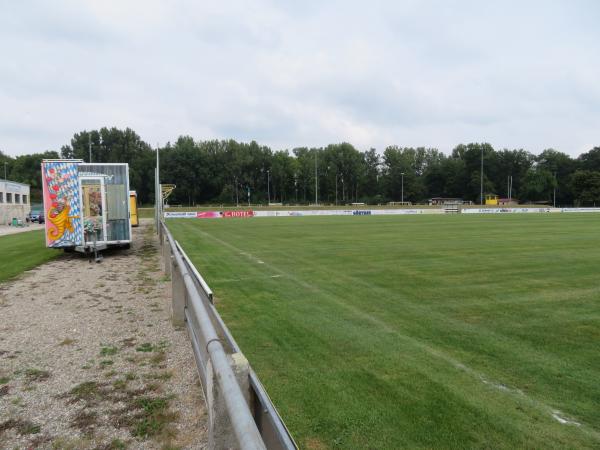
(168, 214, 600, 449)
(0, 231, 61, 283)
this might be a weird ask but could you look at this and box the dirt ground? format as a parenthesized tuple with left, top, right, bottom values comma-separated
(0, 220, 208, 449)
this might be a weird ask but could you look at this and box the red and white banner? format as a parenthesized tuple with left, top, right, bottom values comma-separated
(164, 210, 255, 219)
(196, 211, 222, 219)
(223, 210, 254, 218)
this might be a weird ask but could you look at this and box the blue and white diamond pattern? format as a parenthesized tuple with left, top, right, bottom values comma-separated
(44, 161, 83, 247)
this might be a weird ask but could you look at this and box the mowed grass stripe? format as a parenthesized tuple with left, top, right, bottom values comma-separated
(168, 214, 600, 449)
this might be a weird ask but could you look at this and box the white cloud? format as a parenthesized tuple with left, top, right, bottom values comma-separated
(1, 0, 599, 156)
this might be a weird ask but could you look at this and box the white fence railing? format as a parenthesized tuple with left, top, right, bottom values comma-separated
(159, 221, 297, 450)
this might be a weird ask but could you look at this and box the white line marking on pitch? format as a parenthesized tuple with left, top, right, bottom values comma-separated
(552, 411, 581, 426)
(238, 250, 265, 264)
(213, 274, 283, 283)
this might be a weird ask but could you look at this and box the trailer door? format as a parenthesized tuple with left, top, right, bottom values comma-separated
(80, 176, 107, 244)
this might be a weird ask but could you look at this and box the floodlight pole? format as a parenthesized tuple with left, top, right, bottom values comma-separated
(401, 172, 405, 204)
(294, 173, 298, 204)
(88, 134, 92, 163)
(480, 147, 484, 205)
(235, 176, 239, 207)
(314, 151, 318, 205)
(335, 172, 338, 205)
(3, 162, 6, 180)
(267, 170, 271, 205)
(553, 172, 557, 208)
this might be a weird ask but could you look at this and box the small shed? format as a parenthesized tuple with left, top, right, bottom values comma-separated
(497, 198, 518, 206)
(485, 194, 499, 206)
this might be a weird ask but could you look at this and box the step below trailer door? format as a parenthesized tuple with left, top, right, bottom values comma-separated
(80, 177, 108, 245)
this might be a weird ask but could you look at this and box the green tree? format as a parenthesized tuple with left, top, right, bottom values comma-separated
(382, 146, 426, 202)
(535, 149, 575, 205)
(578, 147, 600, 172)
(519, 167, 555, 203)
(570, 170, 600, 206)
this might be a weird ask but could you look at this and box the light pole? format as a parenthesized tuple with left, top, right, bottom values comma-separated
(480, 147, 484, 205)
(294, 173, 298, 204)
(401, 172, 405, 204)
(335, 173, 338, 205)
(3, 162, 6, 180)
(314, 151, 318, 205)
(235, 176, 239, 207)
(267, 170, 271, 205)
(553, 172, 557, 208)
(88, 134, 92, 163)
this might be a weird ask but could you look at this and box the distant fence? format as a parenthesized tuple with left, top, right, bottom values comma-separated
(159, 221, 297, 450)
(163, 207, 600, 219)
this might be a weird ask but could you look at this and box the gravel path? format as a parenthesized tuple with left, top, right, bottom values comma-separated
(0, 223, 45, 236)
(0, 220, 208, 449)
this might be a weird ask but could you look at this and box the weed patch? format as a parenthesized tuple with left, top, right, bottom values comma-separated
(145, 370, 173, 381)
(105, 438, 127, 449)
(0, 418, 41, 436)
(70, 409, 98, 435)
(24, 368, 51, 383)
(113, 379, 128, 390)
(122, 337, 137, 348)
(66, 381, 105, 405)
(100, 345, 119, 356)
(136, 343, 155, 352)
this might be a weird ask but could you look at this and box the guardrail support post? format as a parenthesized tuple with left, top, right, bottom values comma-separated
(207, 353, 251, 449)
(163, 235, 172, 277)
(171, 259, 186, 327)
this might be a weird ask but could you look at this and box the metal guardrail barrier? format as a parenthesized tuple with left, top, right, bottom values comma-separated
(159, 221, 297, 450)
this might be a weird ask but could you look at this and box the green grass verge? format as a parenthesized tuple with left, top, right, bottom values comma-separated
(138, 207, 155, 219)
(0, 230, 61, 283)
(169, 214, 600, 449)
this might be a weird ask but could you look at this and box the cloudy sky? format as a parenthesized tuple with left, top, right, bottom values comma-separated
(1, 0, 599, 157)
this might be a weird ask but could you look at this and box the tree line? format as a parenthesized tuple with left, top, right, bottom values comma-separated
(2, 127, 600, 206)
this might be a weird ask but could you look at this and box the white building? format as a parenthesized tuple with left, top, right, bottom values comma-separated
(0, 179, 31, 225)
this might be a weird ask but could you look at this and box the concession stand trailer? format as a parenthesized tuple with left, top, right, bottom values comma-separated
(41, 160, 132, 252)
